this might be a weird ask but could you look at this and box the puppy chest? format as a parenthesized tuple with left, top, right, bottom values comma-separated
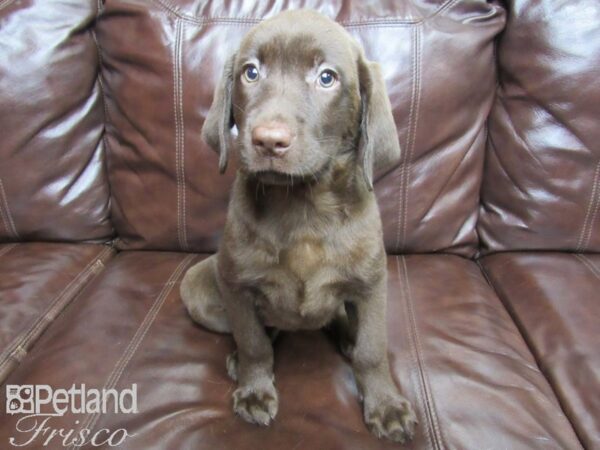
(255, 278, 342, 330)
(279, 238, 326, 279)
(253, 243, 348, 329)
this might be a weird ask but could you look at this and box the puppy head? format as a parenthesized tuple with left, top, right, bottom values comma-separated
(202, 10, 400, 189)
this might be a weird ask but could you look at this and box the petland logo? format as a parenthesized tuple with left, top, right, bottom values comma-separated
(5, 384, 137, 447)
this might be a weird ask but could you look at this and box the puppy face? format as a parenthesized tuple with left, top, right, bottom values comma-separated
(232, 11, 361, 185)
(202, 10, 400, 189)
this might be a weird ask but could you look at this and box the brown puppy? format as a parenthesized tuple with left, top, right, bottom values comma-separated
(181, 9, 417, 443)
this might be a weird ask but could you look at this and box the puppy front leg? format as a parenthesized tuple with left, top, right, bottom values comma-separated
(352, 279, 417, 443)
(222, 286, 278, 426)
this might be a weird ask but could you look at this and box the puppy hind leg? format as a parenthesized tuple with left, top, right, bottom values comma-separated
(180, 254, 231, 333)
(326, 302, 358, 360)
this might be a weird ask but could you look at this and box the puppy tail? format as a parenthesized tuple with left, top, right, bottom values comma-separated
(180, 254, 231, 334)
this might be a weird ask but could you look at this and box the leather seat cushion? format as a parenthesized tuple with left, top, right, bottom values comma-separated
(0, 243, 113, 383)
(481, 252, 600, 449)
(0, 252, 580, 449)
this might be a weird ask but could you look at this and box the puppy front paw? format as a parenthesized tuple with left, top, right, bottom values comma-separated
(364, 395, 417, 443)
(233, 381, 278, 426)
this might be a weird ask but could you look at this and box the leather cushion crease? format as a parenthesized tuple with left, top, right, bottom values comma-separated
(0, 243, 114, 384)
(478, 0, 600, 253)
(97, 0, 505, 256)
(481, 253, 600, 449)
(0, 253, 581, 449)
(0, 0, 113, 243)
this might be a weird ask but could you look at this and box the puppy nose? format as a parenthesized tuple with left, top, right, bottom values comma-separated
(252, 122, 292, 156)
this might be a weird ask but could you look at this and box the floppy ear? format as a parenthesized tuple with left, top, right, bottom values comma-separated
(201, 53, 236, 173)
(358, 56, 401, 190)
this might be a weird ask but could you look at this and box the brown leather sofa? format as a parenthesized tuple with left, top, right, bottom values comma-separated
(0, 0, 598, 449)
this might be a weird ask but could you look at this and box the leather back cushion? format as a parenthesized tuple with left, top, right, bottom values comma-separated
(0, 0, 113, 242)
(98, 0, 505, 255)
(478, 0, 600, 253)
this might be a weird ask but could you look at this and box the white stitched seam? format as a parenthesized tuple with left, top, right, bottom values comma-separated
(0, 177, 19, 239)
(403, 26, 422, 249)
(173, 20, 182, 250)
(580, 160, 600, 251)
(577, 161, 600, 252)
(399, 256, 445, 449)
(396, 256, 434, 449)
(395, 28, 416, 250)
(0, 188, 9, 235)
(178, 21, 188, 251)
(69, 255, 194, 450)
(0, 246, 112, 372)
(395, 26, 421, 251)
(576, 254, 600, 280)
(173, 20, 188, 251)
(153, 0, 457, 26)
(0, 0, 16, 11)
(0, 242, 18, 259)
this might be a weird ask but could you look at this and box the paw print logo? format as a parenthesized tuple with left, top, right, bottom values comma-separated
(5, 385, 35, 414)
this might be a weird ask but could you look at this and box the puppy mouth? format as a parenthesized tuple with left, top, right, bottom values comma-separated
(242, 155, 333, 186)
(252, 170, 309, 186)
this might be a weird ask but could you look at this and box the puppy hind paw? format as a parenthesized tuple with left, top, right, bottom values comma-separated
(232, 382, 278, 426)
(365, 396, 417, 443)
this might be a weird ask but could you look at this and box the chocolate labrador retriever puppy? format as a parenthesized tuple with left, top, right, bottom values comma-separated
(181, 9, 417, 443)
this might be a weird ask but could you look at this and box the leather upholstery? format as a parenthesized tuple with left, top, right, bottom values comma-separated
(0, 243, 113, 383)
(478, 0, 600, 253)
(97, 0, 504, 256)
(481, 253, 600, 449)
(0, 253, 581, 449)
(0, 0, 113, 243)
(1, 0, 598, 447)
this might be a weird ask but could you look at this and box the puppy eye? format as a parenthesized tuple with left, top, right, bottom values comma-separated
(243, 64, 260, 83)
(318, 69, 337, 88)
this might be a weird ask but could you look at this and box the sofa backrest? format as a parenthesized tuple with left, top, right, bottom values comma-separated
(0, 0, 113, 243)
(97, 0, 505, 256)
(478, 0, 600, 253)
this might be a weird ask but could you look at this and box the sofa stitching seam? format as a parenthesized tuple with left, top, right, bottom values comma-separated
(68, 255, 194, 449)
(583, 161, 600, 251)
(0, 246, 112, 372)
(398, 256, 445, 450)
(576, 160, 600, 252)
(396, 256, 433, 449)
(575, 254, 600, 280)
(152, 0, 460, 27)
(395, 25, 421, 251)
(172, 19, 181, 251)
(0, 180, 9, 236)
(0, 251, 110, 383)
(172, 20, 188, 252)
(477, 257, 587, 448)
(394, 30, 415, 250)
(396, 255, 437, 448)
(178, 21, 188, 251)
(404, 26, 422, 249)
(0, 0, 16, 11)
(0, 177, 19, 240)
(0, 247, 111, 367)
(0, 242, 18, 260)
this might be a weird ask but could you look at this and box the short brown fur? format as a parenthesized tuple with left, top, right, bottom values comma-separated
(181, 9, 416, 443)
